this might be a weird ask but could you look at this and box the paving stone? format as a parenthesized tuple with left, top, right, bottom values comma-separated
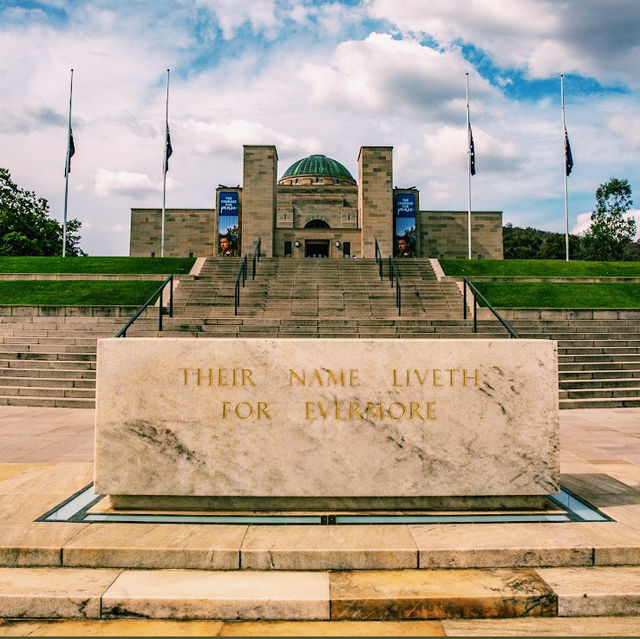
(63, 523, 246, 569)
(218, 620, 445, 636)
(410, 523, 592, 568)
(536, 566, 640, 616)
(102, 570, 330, 620)
(0, 567, 120, 619)
(329, 569, 556, 620)
(241, 525, 418, 570)
(442, 615, 640, 636)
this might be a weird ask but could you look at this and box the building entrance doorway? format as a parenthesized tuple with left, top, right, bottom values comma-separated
(305, 240, 330, 258)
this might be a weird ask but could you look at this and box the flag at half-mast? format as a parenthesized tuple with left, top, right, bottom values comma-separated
(468, 122, 476, 176)
(564, 126, 573, 176)
(164, 124, 173, 172)
(64, 127, 75, 177)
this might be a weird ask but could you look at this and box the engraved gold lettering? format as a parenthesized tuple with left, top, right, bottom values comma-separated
(446, 368, 457, 386)
(334, 401, 346, 420)
(409, 402, 424, 420)
(317, 401, 329, 419)
(327, 370, 345, 386)
(182, 368, 188, 385)
(392, 369, 400, 386)
(426, 402, 436, 419)
(235, 402, 252, 419)
(463, 369, 479, 387)
(305, 401, 315, 419)
(222, 401, 231, 418)
(310, 369, 323, 386)
(366, 402, 383, 419)
(289, 369, 305, 386)
(414, 369, 428, 386)
(349, 369, 360, 387)
(242, 369, 255, 386)
(432, 369, 443, 387)
(388, 402, 406, 420)
(257, 402, 270, 419)
(349, 402, 363, 420)
(218, 369, 228, 386)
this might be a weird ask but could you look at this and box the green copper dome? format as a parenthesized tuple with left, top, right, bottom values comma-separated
(281, 154, 355, 183)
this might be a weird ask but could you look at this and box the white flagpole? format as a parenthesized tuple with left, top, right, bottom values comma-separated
(561, 74, 569, 262)
(161, 68, 170, 258)
(63, 68, 73, 258)
(466, 72, 472, 260)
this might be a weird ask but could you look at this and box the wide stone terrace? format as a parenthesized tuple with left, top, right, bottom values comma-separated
(0, 406, 640, 635)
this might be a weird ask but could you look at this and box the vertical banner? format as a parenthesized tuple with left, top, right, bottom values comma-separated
(218, 191, 240, 256)
(394, 192, 416, 257)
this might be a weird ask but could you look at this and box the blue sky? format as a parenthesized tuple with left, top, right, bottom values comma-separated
(1, 0, 639, 255)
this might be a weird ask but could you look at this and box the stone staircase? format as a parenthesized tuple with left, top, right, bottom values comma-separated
(0, 315, 157, 409)
(510, 317, 640, 409)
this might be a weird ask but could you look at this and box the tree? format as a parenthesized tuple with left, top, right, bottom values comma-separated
(582, 178, 635, 261)
(0, 168, 84, 256)
(503, 224, 584, 260)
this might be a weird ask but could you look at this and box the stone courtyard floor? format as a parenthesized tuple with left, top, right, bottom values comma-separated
(0, 406, 640, 635)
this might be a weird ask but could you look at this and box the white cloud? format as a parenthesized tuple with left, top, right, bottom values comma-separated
(194, 0, 277, 39)
(608, 115, 640, 150)
(367, 0, 640, 86)
(301, 32, 496, 121)
(572, 209, 640, 237)
(94, 169, 179, 198)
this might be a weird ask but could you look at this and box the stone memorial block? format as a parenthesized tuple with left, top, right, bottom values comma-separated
(95, 338, 559, 510)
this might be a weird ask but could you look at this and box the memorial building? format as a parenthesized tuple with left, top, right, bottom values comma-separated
(130, 145, 503, 259)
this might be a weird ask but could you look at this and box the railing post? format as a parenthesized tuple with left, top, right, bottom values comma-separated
(159, 287, 164, 332)
(169, 275, 173, 318)
(397, 282, 401, 316)
(473, 296, 477, 334)
(243, 256, 247, 287)
(388, 256, 393, 287)
(234, 280, 239, 316)
(463, 280, 468, 320)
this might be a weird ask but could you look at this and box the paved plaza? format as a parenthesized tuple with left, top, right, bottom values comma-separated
(0, 406, 640, 635)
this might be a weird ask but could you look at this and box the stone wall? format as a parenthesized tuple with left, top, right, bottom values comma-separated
(359, 147, 393, 258)
(419, 211, 503, 259)
(129, 209, 216, 257)
(273, 228, 362, 258)
(243, 145, 278, 256)
(276, 185, 358, 230)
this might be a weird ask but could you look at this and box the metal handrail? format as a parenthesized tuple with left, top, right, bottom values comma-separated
(116, 275, 173, 337)
(374, 238, 383, 280)
(388, 256, 402, 316)
(234, 255, 247, 316)
(235, 239, 262, 315)
(462, 277, 518, 338)
(251, 237, 261, 280)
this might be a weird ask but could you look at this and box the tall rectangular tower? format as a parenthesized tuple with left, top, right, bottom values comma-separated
(242, 145, 278, 256)
(358, 146, 393, 258)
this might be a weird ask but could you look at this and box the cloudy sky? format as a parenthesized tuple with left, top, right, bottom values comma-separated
(1, 0, 639, 255)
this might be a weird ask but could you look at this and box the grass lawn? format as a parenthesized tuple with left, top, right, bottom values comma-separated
(441, 259, 640, 277)
(474, 282, 640, 308)
(0, 257, 195, 274)
(0, 281, 164, 306)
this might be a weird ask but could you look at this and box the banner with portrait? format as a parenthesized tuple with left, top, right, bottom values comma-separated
(394, 192, 416, 257)
(218, 191, 240, 256)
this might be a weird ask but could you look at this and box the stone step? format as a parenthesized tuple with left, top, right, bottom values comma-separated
(2, 566, 640, 620)
(559, 377, 640, 389)
(0, 351, 95, 362)
(0, 343, 96, 354)
(0, 376, 94, 388)
(559, 360, 640, 371)
(0, 384, 95, 398)
(0, 366, 95, 379)
(560, 396, 640, 409)
(0, 394, 94, 408)
(559, 386, 640, 399)
(0, 358, 96, 370)
(560, 368, 640, 380)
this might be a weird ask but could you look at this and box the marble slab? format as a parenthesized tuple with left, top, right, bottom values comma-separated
(95, 338, 559, 505)
(218, 620, 446, 635)
(0, 567, 120, 619)
(240, 525, 418, 570)
(410, 523, 591, 568)
(62, 523, 246, 569)
(329, 568, 556, 620)
(536, 566, 640, 616)
(101, 569, 330, 620)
